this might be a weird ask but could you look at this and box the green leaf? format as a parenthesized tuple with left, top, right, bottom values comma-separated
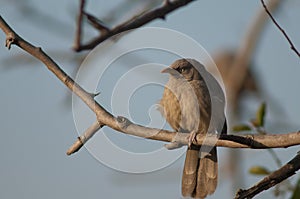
(232, 124, 251, 132)
(290, 177, 300, 199)
(255, 102, 267, 127)
(249, 166, 270, 175)
(250, 119, 259, 128)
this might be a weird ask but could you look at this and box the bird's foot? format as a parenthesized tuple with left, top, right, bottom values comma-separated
(187, 131, 197, 148)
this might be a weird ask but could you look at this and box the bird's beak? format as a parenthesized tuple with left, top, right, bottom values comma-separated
(161, 67, 177, 75)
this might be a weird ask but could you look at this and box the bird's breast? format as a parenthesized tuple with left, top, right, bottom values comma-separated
(160, 79, 209, 133)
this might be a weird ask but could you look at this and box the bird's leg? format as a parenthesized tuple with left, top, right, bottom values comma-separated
(187, 130, 197, 148)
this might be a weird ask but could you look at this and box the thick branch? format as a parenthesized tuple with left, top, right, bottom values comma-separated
(73, 0, 196, 51)
(1, 16, 300, 155)
(235, 152, 300, 199)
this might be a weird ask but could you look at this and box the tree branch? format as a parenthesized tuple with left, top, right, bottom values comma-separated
(66, 120, 102, 155)
(1, 15, 300, 156)
(260, 0, 300, 58)
(235, 152, 300, 199)
(83, 11, 110, 34)
(73, 0, 196, 51)
(73, 0, 86, 50)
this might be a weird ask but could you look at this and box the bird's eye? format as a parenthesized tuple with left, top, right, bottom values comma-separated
(179, 68, 186, 73)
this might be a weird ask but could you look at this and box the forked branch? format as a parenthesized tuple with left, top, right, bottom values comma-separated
(73, 0, 196, 51)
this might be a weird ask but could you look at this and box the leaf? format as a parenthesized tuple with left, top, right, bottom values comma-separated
(290, 177, 300, 199)
(250, 119, 259, 128)
(255, 102, 267, 127)
(249, 166, 270, 175)
(232, 124, 251, 132)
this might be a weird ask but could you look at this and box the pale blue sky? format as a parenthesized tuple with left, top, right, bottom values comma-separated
(1, 0, 300, 199)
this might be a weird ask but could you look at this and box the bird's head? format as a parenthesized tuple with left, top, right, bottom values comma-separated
(161, 58, 204, 81)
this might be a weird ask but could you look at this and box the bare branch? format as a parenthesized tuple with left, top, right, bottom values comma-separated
(73, 0, 85, 50)
(73, 0, 196, 51)
(66, 121, 103, 155)
(1, 15, 300, 155)
(235, 152, 300, 199)
(83, 11, 110, 33)
(260, 0, 300, 58)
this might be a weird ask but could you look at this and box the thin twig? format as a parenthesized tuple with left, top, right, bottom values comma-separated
(260, 0, 300, 58)
(267, 148, 282, 167)
(66, 121, 103, 155)
(257, 128, 283, 167)
(73, 0, 85, 50)
(73, 0, 196, 51)
(83, 11, 110, 33)
(235, 152, 300, 199)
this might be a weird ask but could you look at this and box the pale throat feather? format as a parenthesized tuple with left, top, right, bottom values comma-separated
(160, 75, 211, 134)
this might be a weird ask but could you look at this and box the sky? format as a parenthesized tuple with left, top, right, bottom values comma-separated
(1, 0, 300, 199)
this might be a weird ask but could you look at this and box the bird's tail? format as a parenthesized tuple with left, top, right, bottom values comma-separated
(182, 146, 218, 198)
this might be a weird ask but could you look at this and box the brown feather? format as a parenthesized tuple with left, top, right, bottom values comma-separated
(160, 59, 226, 198)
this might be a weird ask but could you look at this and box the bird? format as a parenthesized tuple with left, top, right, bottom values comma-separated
(159, 58, 227, 198)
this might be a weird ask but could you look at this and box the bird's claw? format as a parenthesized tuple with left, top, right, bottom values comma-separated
(188, 131, 197, 148)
